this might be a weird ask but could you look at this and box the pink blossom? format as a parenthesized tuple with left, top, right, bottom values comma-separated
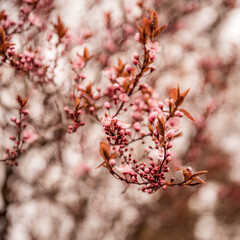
(116, 119, 131, 129)
(132, 111, 142, 121)
(104, 39, 117, 53)
(166, 130, 175, 138)
(103, 67, 116, 81)
(146, 41, 161, 53)
(133, 122, 141, 131)
(101, 116, 112, 127)
(166, 117, 181, 131)
(119, 93, 129, 102)
(109, 159, 116, 166)
(104, 102, 111, 109)
(146, 41, 161, 61)
(93, 92, 101, 100)
(22, 129, 38, 143)
(28, 14, 43, 28)
(124, 64, 132, 72)
(46, 31, 53, 41)
(72, 55, 85, 70)
(132, 58, 139, 65)
(116, 164, 133, 174)
(75, 163, 90, 176)
(148, 111, 158, 123)
(123, 24, 135, 35)
(135, 33, 141, 42)
(133, 53, 140, 60)
(20, 6, 32, 14)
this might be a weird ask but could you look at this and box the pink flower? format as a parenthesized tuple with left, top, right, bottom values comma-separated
(72, 55, 85, 70)
(119, 93, 129, 102)
(148, 111, 158, 123)
(146, 41, 161, 53)
(116, 119, 131, 129)
(166, 117, 180, 131)
(104, 39, 118, 53)
(101, 116, 112, 127)
(124, 64, 132, 72)
(103, 67, 116, 81)
(123, 24, 135, 35)
(75, 163, 90, 177)
(166, 130, 175, 138)
(28, 14, 43, 28)
(22, 129, 38, 143)
(104, 101, 111, 109)
(135, 33, 141, 42)
(146, 41, 161, 61)
(116, 164, 133, 174)
(132, 111, 142, 121)
(133, 122, 141, 131)
(133, 53, 140, 60)
(109, 159, 116, 166)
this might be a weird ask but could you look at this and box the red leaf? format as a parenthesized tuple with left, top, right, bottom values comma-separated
(22, 98, 28, 107)
(75, 97, 81, 110)
(99, 141, 110, 161)
(16, 95, 22, 105)
(169, 88, 178, 101)
(175, 96, 184, 107)
(142, 18, 151, 36)
(150, 10, 159, 30)
(179, 108, 195, 121)
(181, 88, 190, 98)
(157, 115, 165, 136)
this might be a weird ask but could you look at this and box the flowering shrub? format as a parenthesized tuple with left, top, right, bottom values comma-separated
(0, 7, 207, 194)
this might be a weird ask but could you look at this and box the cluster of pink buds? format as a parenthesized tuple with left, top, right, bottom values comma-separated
(0, 28, 49, 84)
(3, 95, 29, 166)
(9, 50, 48, 83)
(64, 47, 98, 133)
(96, 11, 207, 193)
(64, 98, 86, 133)
(0, 1, 45, 36)
(101, 114, 132, 147)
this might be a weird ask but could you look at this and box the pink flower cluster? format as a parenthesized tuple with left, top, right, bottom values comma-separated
(146, 41, 161, 61)
(4, 107, 31, 166)
(64, 106, 86, 133)
(4, 48, 49, 84)
(103, 74, 132, 108)
(101, 115, 132, 147)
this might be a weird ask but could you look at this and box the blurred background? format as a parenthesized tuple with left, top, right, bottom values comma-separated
(0, 0, 240, 240)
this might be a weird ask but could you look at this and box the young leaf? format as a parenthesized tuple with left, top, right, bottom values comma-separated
(157, 115, 165, 136)
(159, 24, 168, 33)
(0, 27, 5, 44)
(169, 88, 178, 101)
(142, 18, 151, 36)
(110, 152, 118, 159)
(99, 141, 110, 161)
(22, 98, 28, 107)
(84, 47, 89, 59)
(181, 88, 190, 98)
(179, 108, 195, 121)
(16, 95, 22, 105)
(150, 10, 159, 30)
(175, 96, 184, 107)
(75, 97, 81, 110)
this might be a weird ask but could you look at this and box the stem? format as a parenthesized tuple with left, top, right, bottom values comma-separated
(112, 46, 148, 118)
(128, 133, 151, 145)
